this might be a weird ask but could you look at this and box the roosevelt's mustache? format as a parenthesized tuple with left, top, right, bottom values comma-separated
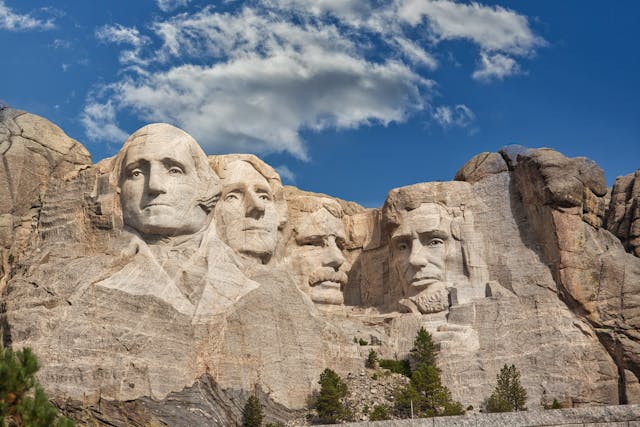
(308, 267, 348, 286)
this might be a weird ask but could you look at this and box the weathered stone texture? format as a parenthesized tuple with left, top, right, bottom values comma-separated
(2, 112, 640, 425)
(607, 170, 640, 257)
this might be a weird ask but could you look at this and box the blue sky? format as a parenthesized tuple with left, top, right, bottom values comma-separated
(1, 0, 638, 207)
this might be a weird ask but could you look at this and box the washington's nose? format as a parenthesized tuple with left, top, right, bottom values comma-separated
(147, 165, 167, 194)
(323, 237, 346, 270)
(244, 191, 266, 219)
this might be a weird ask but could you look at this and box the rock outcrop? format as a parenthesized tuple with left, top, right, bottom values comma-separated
(2, 109, 640, 425)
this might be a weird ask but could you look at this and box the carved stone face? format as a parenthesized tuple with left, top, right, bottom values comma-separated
(289, 208, 348, 305)
(390, 203, 452, 295)
(120, 136, 208, 237)
(215, 160, 279, 262)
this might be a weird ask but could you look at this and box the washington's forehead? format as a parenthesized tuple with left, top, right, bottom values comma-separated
(223, 160, 270, 188)
(123, 138, 196, 165)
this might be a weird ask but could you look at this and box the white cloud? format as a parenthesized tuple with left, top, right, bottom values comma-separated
(472, 51, 520, 82)
(274, 165, 296, 184)
(432, 104, 475, 129)
(81, 101, 129, 143)
(96, 24, 148, 47)
(397, 0, 544, 55)
(0, 0, 55, 31)
(96, 24, 150, 65)
(156, 0, 189, 13)
(86, 1, 543, 158)
(394, 37, 438, 69)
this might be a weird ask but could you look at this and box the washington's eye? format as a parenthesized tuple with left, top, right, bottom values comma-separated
(129, 169, 143, 178)
(168, 166, 184, 175)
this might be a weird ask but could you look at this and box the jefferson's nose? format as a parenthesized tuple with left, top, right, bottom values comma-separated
(244, 191, 265, 218)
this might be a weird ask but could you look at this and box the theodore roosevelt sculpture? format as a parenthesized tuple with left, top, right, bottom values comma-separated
(284, 196, 349, 306)
(98, 124, 258, 318)
(210, 154, 287, 265)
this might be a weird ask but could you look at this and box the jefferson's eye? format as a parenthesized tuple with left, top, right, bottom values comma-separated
(225, 193, 240, 202)
(168, 167, 183, 175)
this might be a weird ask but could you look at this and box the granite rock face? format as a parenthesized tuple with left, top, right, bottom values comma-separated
(0, 107, 91, 289)
(1, 110, 640, 425)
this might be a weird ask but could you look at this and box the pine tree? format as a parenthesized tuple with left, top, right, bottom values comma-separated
(393, 328, 464, 418)
(365, 349, 378, 369)
(0, 347, 74, 426)
(411, 327, 436, 366)
(242, 394, 264, 427)
(486, 364, 528, 412)
(316, 368, 349, 424)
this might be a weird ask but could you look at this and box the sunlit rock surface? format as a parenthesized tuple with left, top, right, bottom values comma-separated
(2, 107, 640, 425)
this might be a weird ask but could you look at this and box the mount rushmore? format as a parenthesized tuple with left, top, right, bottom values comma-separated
(2, 106, 640, 425)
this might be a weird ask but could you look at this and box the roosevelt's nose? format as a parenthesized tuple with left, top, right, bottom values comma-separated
(323, 236, 346, 270)
(147, 165, 167, 195)
(244, 191, 266, 219)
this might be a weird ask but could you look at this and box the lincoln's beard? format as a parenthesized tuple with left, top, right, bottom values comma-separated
(409, 284, 449, 314)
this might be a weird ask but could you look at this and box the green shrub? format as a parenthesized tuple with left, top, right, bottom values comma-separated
(551, 399, 561, 409)
(379, 359, 411, 378)
(365, 349, 378, 369)
(369, 404, 391, 421)
(358, 338, 368, 346)
(0, 347, 74, 426)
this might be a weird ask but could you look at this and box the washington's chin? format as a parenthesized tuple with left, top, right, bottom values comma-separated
(309, 281, 344, 305)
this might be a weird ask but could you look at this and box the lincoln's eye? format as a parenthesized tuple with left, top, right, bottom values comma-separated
(427, 238, 444, 247)
(168, 167, 183, 175)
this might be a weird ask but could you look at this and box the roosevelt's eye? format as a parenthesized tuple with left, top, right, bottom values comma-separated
(168, 166, 184, 175)
(257, 193, 272, 201)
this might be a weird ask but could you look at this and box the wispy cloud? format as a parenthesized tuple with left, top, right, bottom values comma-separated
(85, 1, 543, 158)
(472, 51, 521, 82)
(81, 101, 129, 143)
(432, 104, 475, 129)
(274, 165, 296, 184)
(0, 0, 55, 31)
(156, 0, 190, 13)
